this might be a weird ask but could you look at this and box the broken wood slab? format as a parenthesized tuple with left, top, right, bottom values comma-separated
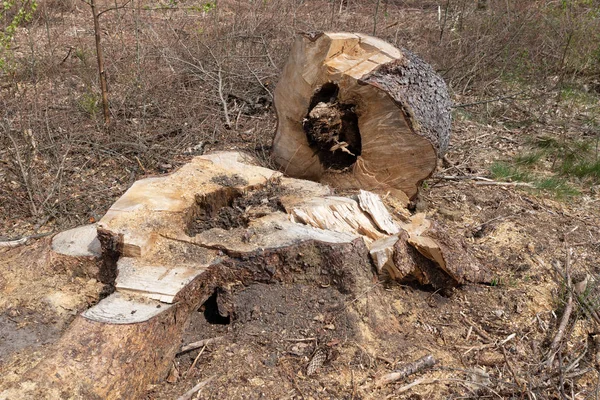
(272, 32, 451, 201)
(394, 214, 493, 288)
(50, 224, 106, 281)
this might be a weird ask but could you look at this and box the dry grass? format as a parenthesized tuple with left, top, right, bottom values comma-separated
(1, 0, 599, 237)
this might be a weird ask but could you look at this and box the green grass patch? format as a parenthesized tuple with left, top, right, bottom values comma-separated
(490, 161, 580, 198)
(517, 136, 600, 183)
(490, 162, 532, 182)
(77, 92, 100, 117)
(515, 151, 544, 166)
(534, 177, 580, 197)
(531, 136, 560, 150)
(560, 158, 600, 179)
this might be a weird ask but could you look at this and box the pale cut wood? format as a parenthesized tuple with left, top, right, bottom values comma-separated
(115, 258, 208, 303)
(290, 196, 385, 241)
(52, 224, 101, 257)
(189, 214, 359, 253)
(272, 32, 451, 200)
(82, 292, 172, 324)
(369, 235, 399, 274)
(357, 190, 400, 235)
(399, 212, 431, 236)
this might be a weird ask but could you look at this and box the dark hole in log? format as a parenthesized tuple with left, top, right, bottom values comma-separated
(186, 187, 245, 236)
(200, 290, 230, 325)
(303, 82, 361, 170)
(187, 181, 286, 236)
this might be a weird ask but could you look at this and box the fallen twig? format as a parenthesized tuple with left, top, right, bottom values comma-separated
(499, 333, 516, 346)
(361, 354, 435, 389)
(456, 343, 496, 354)
(502, 347, 525, 391)
(475, 181, 535, 187)
(178, 336, 225, 355)
(176, 375, 216, 400)
(0, 231, 54, 248)
(452, 89, 530, 108)
(440, 378, 503, 398)
(460, 312, 493, 343)
(284, 337, 316, 342)
(396, 377, 437, 394)
(433, 175, 494, 182)
(471, 214, 518, 232)
(432, 175, 534, 187)
(546, 248, 574, 366)
(187, 345, 206, 375)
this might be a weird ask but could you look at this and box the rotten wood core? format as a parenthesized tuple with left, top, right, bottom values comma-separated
(303, 82, 362, 170)
(272, 32, 452, 201)
(1, 152, 488, 399)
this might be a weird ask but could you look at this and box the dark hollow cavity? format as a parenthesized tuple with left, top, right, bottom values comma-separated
(303, 82, 361, 170)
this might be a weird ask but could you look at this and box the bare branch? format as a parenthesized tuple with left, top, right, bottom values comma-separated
(97, 0, 134, 18)
(6, 131, 38, 216)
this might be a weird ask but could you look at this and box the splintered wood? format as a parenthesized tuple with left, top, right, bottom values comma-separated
(287, 186, 490, 288)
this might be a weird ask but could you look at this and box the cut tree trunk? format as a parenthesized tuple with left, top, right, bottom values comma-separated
(272, 32, 452, 201)
(1, 152, 487, 399)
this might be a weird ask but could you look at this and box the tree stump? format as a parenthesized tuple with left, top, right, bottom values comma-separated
(271, 32, 452, 201)
(0, 152, 488, 399)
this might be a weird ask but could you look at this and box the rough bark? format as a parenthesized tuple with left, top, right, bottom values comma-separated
(272, 32, 451, 201)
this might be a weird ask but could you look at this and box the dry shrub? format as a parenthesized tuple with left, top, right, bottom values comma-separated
(423, 0, 600, 94)
(0, 0, 599, 235)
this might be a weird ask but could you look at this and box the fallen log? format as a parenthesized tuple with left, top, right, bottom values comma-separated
(272, 32, 451, 201)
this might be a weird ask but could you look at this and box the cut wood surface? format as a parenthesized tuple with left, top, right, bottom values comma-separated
(272, 32, 451, 201)
(50, 224, 106, 281)
(1, 151, 488, 399)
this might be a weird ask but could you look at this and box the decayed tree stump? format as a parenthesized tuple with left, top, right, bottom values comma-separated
(1, 152, 487, 399)
(272, 32, 451, 201)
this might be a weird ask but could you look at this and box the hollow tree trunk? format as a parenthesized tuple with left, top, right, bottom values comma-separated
(271, 32, 451, 201)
